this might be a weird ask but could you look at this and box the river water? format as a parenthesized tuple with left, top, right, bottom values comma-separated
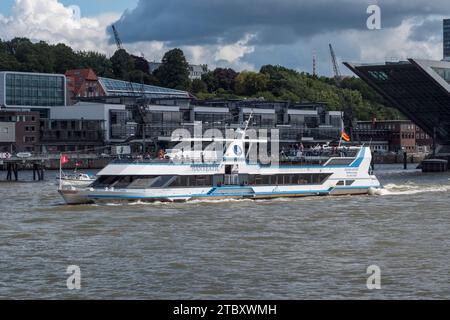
(0, 165, 449, 300)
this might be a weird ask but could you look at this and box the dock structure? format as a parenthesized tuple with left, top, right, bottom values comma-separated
(0, 157, 48, 182)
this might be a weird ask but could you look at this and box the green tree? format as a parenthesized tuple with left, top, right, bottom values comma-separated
(129, 69, 160, 86)
(202, 68, 238, 93)
(110, 49, 135, 80)
(52, 43, 79, 74)
(77, 51, 114, 77)
(191, 79, 208, 94)
(235, 71, 269, 96)
(7, 38, 53, 73)
(153, 48, 190, 90)
(0, 39, 20, 71)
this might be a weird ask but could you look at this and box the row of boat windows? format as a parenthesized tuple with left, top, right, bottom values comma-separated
(92, 175, 212, 189)
(246, 174, 330, 186)
(93, 174, 332, 189)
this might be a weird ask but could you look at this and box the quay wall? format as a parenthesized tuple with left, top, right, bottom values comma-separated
(372, 153, 426, 165)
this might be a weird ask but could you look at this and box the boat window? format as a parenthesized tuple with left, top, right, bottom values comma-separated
(93, 176, 162, 189)
(112, 176, 134, 189)
(171, 175, 189, 187)
(345, 180, 355, 186)
(337, 181, 345, 186)
(151, 176, 177, 188)
(92, 175, 120, 188)
(127, 176, 159, 189)
(246, 174, 331, 186)
(169, 175, 213, 187)
(325, 158, 355, 166)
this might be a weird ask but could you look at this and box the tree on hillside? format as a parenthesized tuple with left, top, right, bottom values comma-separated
(0, 39, 20, 71)
(7, 38, 54, 73)
(260, 65, 304, 98)
(191, 79, 208, 94)
(52, 43, 79, 74)
(131, 55, 150, 74)
(128, 55, 160, 85)
(110, 49, 135, 80)
(235, 71, 269, 96)
(78, 51, 114, 78)
(202, 68, 238, 93)
(153, 48, 190, 90)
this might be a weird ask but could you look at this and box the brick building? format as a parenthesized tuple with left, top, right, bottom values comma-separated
(65, 69, 106, 104)
(355, 120, 433, 153)
(0, 110, 41, 153)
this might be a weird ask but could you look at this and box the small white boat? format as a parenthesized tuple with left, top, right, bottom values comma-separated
(57, 172, 96, 188)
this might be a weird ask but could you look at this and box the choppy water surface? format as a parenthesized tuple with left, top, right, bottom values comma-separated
(0, 165, 449, 299)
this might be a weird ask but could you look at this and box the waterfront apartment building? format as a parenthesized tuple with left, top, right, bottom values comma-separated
(0, 71, 66, 112)
(39, 102, 134, 153)
(0, 110, 41, 153)
(40, 118, 106, 153)
(445, 19, 450, 60)
(355, 120, 433, 153)
(136, 100, 344, 152)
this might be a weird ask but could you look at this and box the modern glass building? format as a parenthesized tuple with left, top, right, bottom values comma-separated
(344, 59, 450, 146)
(0, 71, 66, 108)
(444, 19, 450, 60)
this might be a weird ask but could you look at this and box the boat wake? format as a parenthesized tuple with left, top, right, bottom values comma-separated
(371, 183, 450, 196)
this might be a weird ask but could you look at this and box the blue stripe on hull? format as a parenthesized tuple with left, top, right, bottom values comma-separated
(87, 186, 375, 200)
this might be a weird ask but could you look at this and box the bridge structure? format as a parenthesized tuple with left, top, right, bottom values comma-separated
(344, 59, 450, 153)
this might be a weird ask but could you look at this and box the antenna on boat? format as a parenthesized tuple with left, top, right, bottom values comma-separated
(242, 110, 254, 138)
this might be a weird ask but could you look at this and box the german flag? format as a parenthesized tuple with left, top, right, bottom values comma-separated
(341, 132, 351, 142)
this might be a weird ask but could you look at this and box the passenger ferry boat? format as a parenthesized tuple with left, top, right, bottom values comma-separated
(58, 123, 382, 205)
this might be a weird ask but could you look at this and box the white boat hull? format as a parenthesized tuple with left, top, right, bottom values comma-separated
(59, 177, 382, 205)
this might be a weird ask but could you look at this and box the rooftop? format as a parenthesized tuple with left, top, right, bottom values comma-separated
(98, 77, 190, 99)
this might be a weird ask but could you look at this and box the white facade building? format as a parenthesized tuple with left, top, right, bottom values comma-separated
(49, 102, 128, 143)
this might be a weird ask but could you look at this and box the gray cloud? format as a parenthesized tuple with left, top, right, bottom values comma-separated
(108, 0, 450, 75)
(110, 0, 450, 46)
(409, 17, 443, 42)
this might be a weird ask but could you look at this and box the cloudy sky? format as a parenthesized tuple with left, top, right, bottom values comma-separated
(0, 0, 449, 76)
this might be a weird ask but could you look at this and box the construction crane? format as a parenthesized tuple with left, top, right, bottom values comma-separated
(111, 24, 151, 153)
(329, 43, 342, 82)
(328, 43, 357, 142)
(111, 25, 124, 51)
(111, 24, 136, 95)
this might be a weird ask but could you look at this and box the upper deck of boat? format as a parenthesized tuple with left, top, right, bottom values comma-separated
(110, 147, 362, 168)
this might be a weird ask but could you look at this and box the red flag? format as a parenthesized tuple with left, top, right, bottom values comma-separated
(60, 155, 70, 165)
(341, 132, 351, 142)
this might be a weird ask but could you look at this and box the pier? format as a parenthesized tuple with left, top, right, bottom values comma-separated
(0, 154, 111, 182)
(0, 157, 48, 182)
